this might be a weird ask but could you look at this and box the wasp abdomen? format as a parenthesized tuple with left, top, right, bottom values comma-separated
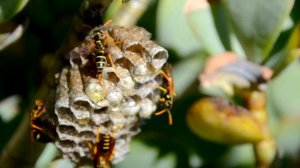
(92, 30, 109, 80)
(95, 55, 107, 73)
(99, 134, 115, 155)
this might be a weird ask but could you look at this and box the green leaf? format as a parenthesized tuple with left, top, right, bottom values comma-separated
(114, 140, 176, 168)
(186, 3, 225, 56)
(210, 4, 246, 58)
(34, 144, 59, 168)
(267, 59, 300, 118)
(267, 60, 300, 158)
(229, 32, 246, 59)
(222, 144, 255, 167)
(173, 54, 205, 97)
(265, 21, 299, 73)
(0, 95, 21, 122)
(0, 23, 25, 51)
(276, 120, 300, 157)
(224, 0, 294, 63)
(157, 0, 201, 57)
(0, 0, 29, 22)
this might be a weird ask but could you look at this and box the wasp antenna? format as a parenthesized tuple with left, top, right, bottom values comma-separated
(83, 24, 93, 29)
(102, 19, 113, 27)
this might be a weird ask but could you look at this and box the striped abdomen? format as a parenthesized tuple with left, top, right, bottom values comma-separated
(93, 31, 108, 77)
(95, 54, 107, 74)
(99, 133, 115, 156)
(94, 133, 115, 168)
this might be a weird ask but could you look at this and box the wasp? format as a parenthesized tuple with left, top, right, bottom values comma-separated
(92, 31, 113, 81)
(88, 20, 116, 82)
(30, 99, 53, 142)
(155, 64, 176, 125)
(87, 128, 116, 168)
(69, 20, 114, 81)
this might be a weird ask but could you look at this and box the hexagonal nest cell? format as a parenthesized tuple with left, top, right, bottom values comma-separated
(47, 25, 169, 166)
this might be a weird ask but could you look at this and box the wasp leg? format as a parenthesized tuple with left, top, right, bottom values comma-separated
(107, 132, 115, 161)
(85, 140, 95, 160)
(109, 149, 115, 161)
(159, 70, 170, 81)
(31, 124, 44, 131)
(108, 132, 115, 161)
(97, 73, 103, 82)
(107, 53, 115, 68)
(161, 70, 176, 95)
(155, 109, 173, 125)
(157, 86, 168, 94)
(154, 109, 166, 115)
(92, 127, 102, 157)
(30, 124, 44, 142)
(30, 124, 52, 142)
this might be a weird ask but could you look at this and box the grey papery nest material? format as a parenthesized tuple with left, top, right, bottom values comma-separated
(51, 25, 169, 165)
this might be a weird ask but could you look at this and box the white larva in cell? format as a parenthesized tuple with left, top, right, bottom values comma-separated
(121, 98, 140, 116)
(106, 90, 123, 107)
(84, 81, 106, 104)
(139, 98, 157, 118)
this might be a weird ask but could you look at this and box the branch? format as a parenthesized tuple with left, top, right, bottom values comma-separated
(0, 0, 113, 167)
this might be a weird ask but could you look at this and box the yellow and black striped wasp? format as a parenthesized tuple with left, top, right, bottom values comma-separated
(68, 20, 114, 82)
(155, 64, 176, 125)
(30, 99, 53, 142)
(87, 128, 116, 168)
(91, 20, 115, 81)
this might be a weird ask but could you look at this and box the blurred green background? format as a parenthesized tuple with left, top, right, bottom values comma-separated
(0, 0, 300, 167)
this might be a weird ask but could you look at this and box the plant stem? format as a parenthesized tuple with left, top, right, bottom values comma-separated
(0, 0, 113, 167)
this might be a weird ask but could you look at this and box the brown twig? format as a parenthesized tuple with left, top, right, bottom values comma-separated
(112, 0, 150, 28)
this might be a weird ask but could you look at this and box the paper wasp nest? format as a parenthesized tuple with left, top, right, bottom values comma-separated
(53, 25, 168, 164)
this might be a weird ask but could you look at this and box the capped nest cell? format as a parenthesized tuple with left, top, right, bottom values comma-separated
(52, 25, 169, 165)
